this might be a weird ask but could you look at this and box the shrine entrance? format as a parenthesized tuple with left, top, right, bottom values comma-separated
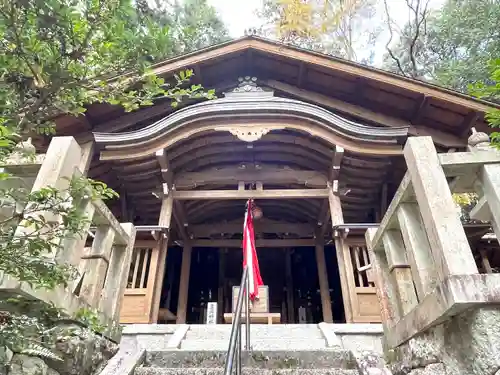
(97, 77, 403, 326)
(157, 244, 345, 325)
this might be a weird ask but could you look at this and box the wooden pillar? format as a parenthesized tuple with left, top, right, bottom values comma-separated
(315, 241, 333, 323)
(217, 248, 226, 323)
(151, 193, 174, 323)
(176, 242, 192, 324)
(328, 186, 353, 323)
(285, 249, 295, 323)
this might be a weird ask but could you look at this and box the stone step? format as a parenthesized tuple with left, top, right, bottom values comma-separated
(187, 324, 320, 331)
(135, 368, 360, 375)
(145, 350, 357, 369)
(184, 330, 324, 341)
(185, 324, 324, 340)
(180, 339, 327, 351)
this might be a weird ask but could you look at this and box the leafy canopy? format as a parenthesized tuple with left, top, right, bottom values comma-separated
(257, 0, 378, 62)
(0, 0, 226, 135)
(0, 0, 228, 357)
(382, 0, 500, 92)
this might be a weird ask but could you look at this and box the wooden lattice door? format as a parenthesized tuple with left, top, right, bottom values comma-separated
(120, 241, 159, 323)
(342, 238, 381, 323)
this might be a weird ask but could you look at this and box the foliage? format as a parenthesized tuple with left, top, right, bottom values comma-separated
(453, 193, 479, 224)
(470, 59, 500, 144)
(137, 0, 230, 55)
(382, 0, 500, 92)
(0, 0, 226, 360)
(0, 0, 220, 134)
(257, 0, 379, 62)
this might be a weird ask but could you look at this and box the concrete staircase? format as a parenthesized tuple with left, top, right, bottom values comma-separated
(101, 324, 390, 375)
(135, 348, 359, 375)
(180, 324, 329, 351)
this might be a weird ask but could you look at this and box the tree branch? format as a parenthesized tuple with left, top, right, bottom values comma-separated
(383, 0, 407, 77)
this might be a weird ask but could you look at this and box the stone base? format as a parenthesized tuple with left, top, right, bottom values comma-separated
(387, 307, 500, 375)
(2, 323, 118, 375)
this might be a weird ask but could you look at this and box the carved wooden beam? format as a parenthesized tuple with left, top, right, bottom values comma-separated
(191, 239, 315, 247)
(190, 219, 314, 238)
(172, 188, 329, 200)
(155, 148, 191, 240)
(156, 148, 173, 186)
(174, 166, 328, 189)
(329, 145, 344, 183)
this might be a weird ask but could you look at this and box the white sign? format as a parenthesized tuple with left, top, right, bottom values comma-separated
(206, 302, 218, 325)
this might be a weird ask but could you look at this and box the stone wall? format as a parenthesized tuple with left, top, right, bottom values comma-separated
(1, 323, 118, 375)
(386, 307, 500, 375)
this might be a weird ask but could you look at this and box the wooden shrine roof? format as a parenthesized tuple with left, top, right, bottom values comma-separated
(47, 36, 499, 242)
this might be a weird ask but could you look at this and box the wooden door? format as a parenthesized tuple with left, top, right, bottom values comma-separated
(343, 237, 381, 323)
(120, 240, 160, 323)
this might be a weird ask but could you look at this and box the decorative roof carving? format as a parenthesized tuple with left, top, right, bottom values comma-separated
(224, 76, 274, 99)
(468, 127, 491, 151)
(215, 125, 285, 142)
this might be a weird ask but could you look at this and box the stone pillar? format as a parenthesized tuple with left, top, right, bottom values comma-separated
(397, 203, 438, 299)
(78, 141, 94, 176)
(315, 241, 333, 323)
(365, 228, 401, 330)
(381, 230, 418, 315)
(404, 136, 477, 278)
(150, 193, 174, 323)
(176, 242, 192, 324)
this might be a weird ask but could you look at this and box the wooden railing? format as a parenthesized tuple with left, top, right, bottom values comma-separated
(0, 137, 136, 341)
(366, 134, 500, 348)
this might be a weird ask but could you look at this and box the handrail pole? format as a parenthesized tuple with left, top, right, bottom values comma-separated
(224, 266, 249, 375)
(245, 271, 250, 351)
(236, 326, 242, 375)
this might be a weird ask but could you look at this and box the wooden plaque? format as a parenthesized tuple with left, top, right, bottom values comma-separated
(232, 285, 269, 313)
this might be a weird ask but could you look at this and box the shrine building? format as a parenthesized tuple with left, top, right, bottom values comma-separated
(49, 35, 498, 327)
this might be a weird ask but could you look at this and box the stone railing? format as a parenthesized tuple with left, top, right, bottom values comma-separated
(0, 137, 136, 341)
(365, 132, 500, 349)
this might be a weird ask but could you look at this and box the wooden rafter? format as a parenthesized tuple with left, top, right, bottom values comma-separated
(297, 62, 306, 87)
(85, 80, 238, 136)
(460, 111, 480, 138)
(262, 79, 466, 148)
(145, 37, 494, 112)
(411, 95, 430, 124)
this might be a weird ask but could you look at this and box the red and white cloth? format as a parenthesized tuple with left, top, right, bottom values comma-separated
(242, 199, 263, 301)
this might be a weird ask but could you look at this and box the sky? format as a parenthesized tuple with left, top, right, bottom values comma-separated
(206, 0, 446, 66)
